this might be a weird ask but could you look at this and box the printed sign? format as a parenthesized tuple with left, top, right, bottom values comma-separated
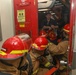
(17, 10, 25, 22)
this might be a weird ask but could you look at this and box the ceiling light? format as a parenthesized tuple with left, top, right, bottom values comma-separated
(38, 0, 48, 3)
(38, 9, 49, 11)
(38, 0, 56, 9)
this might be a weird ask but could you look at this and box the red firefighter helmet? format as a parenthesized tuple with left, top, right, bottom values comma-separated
(39, 30, 48, 37)
(63, 24, 70, 34)
(49, 30, 57, 41)
(32, 36, 48, 51)
(0, 35, 29, 60)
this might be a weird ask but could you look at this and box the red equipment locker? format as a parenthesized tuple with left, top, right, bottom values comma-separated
(13, 0, 38, 41)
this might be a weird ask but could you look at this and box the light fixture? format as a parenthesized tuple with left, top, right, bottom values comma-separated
(38, 0, 48, 3)
(38, 9, 49, 11)
(38, 0, 56, 9)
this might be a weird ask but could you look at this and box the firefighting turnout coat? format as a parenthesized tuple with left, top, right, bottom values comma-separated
(48, 40, 68, 56)
(0, 55, 29, 75)
(29, 50, 53, 75)
(48, 39, 69, 71)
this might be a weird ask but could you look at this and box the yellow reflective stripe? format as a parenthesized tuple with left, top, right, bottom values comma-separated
(32, 44, 38, 48)
(63, 29, 69, 32)
(40, 45, 47, 47)
(0, 50, 6, 55)
(32, 68, 39, 75)
(32, 43, 48, 48)
(45, 62, 51, 67)
(10, 50, 28, 54)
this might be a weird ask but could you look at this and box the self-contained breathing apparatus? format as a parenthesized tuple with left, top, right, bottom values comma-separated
(37, 49, 54, 70)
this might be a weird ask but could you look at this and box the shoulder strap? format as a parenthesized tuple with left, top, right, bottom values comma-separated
(26, 53, 32, 67)
(26, 53, 33, 75)
(17, 57, 23, 70)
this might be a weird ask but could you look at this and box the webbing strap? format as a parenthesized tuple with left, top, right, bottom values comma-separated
(26, 53, 33, 75)
(45, 57, 60, 75)
(26, 53, 32, 67)
(17, 57, 23, 70)
(45, 67, 58, 75)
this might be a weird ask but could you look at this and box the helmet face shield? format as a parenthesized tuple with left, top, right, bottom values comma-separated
(0, 34, 32, 60)
(0, 37, 28, 60)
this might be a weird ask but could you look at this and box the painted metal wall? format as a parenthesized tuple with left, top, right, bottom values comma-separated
(0, 0, 14, 48)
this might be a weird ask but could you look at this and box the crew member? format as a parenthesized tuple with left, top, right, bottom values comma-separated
(0, 34, 31, 75)
(29, 36, 53, 75)
(48, 24, 70, 75)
